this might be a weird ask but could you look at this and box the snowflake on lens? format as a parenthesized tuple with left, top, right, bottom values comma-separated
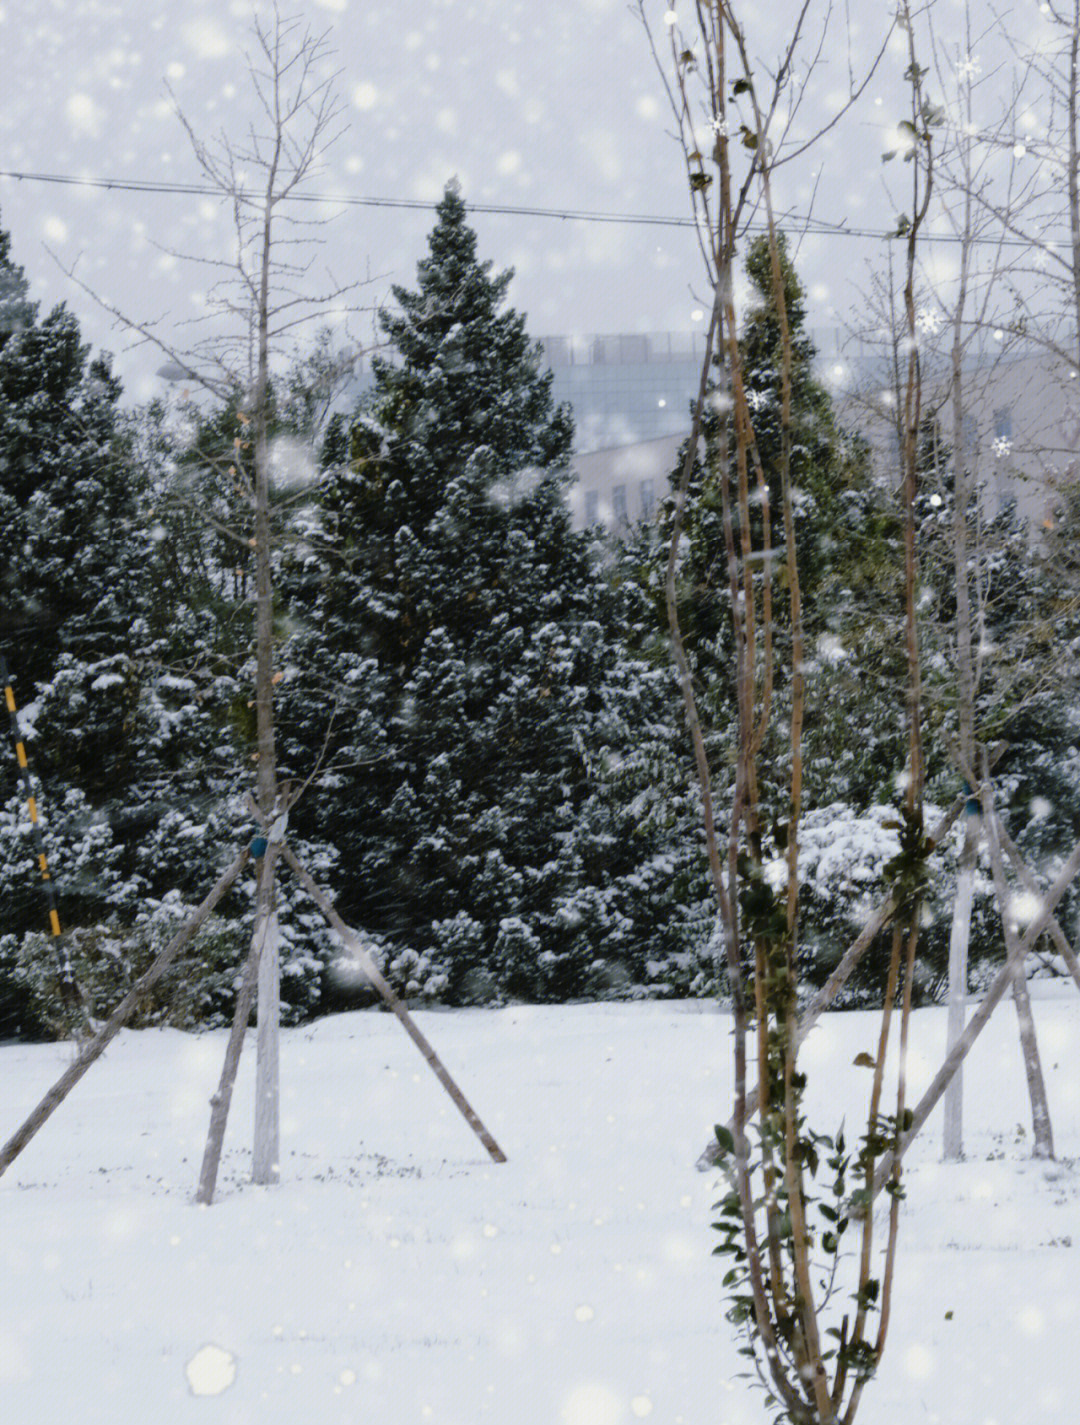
(915, 306, 943, 335)
(746, 387, 769, 413)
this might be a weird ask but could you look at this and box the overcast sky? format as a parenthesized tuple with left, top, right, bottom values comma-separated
(0, 1, 1052, 401)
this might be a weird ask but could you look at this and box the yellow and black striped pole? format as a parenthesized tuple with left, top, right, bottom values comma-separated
(1, 654, 78, 1005)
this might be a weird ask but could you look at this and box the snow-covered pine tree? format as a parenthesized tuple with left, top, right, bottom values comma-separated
(281, 184, 675, 1003)
(321, 178, 574, 671)
(0, 214, 142, 691)
(0, 215, 334, 1040)
(611, 234, 899, 997)
(0, 215, 147, 940)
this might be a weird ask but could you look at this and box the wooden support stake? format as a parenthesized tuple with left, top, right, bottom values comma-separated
(982, 793, 1054, 1159)
(696, 791, 982, 1168)
(997, 819, 1080, 994)
(280, 842, 507, 1164)
(871, 812, 1080, 1197)
(0, 848, 250, 1178)
(1010, 966, 1055, 1158)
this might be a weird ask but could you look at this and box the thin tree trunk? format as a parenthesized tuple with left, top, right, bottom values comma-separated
(0, 849, 249, 1178)
(197, 848, 280, 1204)
(249, 109, 282, 1182)
(943, 817, 978, 1159)
(944, 95, 978, 1162)
(253, 798, 287, 1185)
(1068, 5, 1080, 362)
(252, 906, 281, 1184)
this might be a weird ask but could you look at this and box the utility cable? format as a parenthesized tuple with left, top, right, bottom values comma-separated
(0, 166, 1039, 247)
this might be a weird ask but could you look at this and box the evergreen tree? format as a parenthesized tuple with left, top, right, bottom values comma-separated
(0, 215, 142, 689)
(639, 236, 879, 738)
(740, 233, 870, 611)
(324, 179, 574, 670)
(610, 234, 914, 1002)
(0, 216, 338, 1036)
(280, 185, 677, 1003)
(0, 213, 149, 938)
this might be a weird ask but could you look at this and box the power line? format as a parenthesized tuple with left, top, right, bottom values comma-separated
(1, 167, 699, 226)
(0, 166, 1040, 247)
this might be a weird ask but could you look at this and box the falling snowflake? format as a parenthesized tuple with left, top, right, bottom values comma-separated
(709, 116, 730, 138)
(993, 436, 1013, 458)
(663, 8, 678, 25)
(916, 306, 943, 335)
(956, 54, 982, 81)
(764, 857, 788, 891)
(185, 1345, 237, 1396)
(1010, 891, 1042, 926)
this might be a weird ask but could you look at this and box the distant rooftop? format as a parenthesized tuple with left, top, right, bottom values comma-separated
(537, 331, 712, 367)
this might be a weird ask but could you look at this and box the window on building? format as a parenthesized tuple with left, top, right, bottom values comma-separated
(993, 406, 1013, 441)
(612, 484, 628, 524)
(585, 489, 600, 525)
(639, 478, 655, 517)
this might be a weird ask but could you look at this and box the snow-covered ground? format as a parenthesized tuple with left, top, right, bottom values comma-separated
(2, 992, 1079, 1424)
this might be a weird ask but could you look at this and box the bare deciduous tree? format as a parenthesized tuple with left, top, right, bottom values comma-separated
(636, 2, 929, 1419)
(56, 5, 363, 1195)
(5, 8, 507, 1196)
